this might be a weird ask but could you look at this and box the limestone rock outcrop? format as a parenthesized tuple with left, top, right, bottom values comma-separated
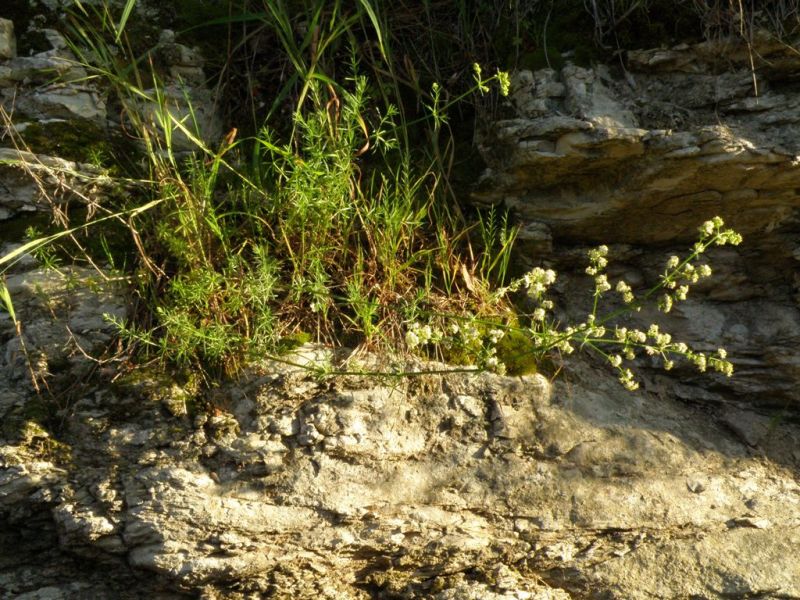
(475, 34, 800, 411)
(1, 9, 799, 599)
(1, 327, 799, 597)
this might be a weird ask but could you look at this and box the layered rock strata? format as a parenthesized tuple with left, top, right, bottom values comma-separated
(475, 34, 800, 410)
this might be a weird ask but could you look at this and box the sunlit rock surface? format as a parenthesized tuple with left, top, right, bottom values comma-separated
(1, 338, 799, 598)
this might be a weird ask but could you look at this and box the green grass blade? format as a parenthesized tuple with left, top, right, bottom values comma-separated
(355, 0, 387, 60)
(115, 0, 137, 41)
(0, 282, 16, 325)
(0, 198, 163, 271)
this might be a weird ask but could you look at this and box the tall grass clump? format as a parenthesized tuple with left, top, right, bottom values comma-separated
(1, 0, 744, 391)
(55, 0, 521, 377)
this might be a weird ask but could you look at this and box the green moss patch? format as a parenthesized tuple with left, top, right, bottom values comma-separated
(16, 119, 115, 166)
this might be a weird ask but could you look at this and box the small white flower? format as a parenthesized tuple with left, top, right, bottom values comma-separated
(615, 280, 634, 303)
(464, 325, 480, 342)
(420, 324, 433, 342)
(595, 274, 611, 293)
(488, 328, 505, 343)
(533, 308, 546, 321)
(694, 353, 707, 372)
(619, 368, 639, 391)
(715, 359, 733, 377)
(667, 255, 680, 269)
(405, 330, 420, 348)
(609, 354, 623, 368)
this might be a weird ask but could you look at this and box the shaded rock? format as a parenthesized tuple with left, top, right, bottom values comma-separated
(0, 266, 127, 391)
(0, 148, 113, 221)
(475, 34, 800, 410)
(0, 30, 105, 123)
(0, 18, 15, 61)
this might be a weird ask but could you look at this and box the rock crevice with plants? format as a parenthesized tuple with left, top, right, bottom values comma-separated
(476, 33, 800, 411)
(1, 2, 799, 599)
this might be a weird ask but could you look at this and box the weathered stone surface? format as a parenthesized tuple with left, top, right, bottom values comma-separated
(0, 18, 15, 61)
(158, 29, 207, 86)
(475, 34, 800, 410)
(1, 352, 798, 598)
(0, 148, 113, 221)
(0, 266, 127, 394)
(0, 28, 105, 123)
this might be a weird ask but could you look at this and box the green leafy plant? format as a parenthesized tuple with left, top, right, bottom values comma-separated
(404, 217, 741, 387)
(0, 0, 745, 395)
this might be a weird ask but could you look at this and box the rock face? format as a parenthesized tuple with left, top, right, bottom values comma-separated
(1, 337, 799, 598)
(2, 10, 800, 600)
(0, 13, 220, 223)
(475, 33, 800, 411)
(0, 26, 105, 122)
(0, 18, 16, 61)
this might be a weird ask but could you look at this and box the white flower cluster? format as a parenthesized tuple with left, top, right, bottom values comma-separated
(585, 245, 609, 276)
(404, 316, 507, 374)
(482, 343, 507, 375)
(615, 280, 634, 303)
(585, 245, 636, 305)
(405, 322, 442, 349)
(493, 266, 557, 330)
(522, 267, 557, 300)
(698, 216, 742, 246)
(598, 321, 734, 390)
(403, 216, 738, 394)
(658, 218, 742, 314)
(618, 367, 639, 391)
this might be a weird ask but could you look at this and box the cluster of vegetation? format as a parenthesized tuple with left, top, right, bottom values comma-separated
(0, 0, 752, 390)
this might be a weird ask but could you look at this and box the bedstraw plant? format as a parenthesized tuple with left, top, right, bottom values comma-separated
(404, 216, 740, 390)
